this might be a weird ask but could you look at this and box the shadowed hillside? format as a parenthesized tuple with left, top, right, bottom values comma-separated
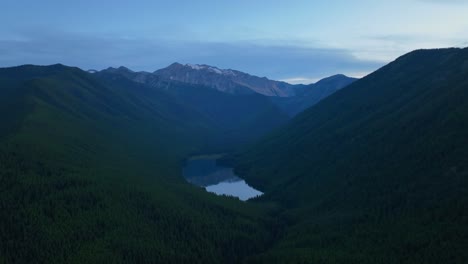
(232, 48, 468, 263)
(0, 64, 277, 264)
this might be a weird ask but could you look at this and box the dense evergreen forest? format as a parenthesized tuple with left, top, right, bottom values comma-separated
(230, 48, 468, 263)
(1, 48, 468, 263)
(0, 65, 277, 263)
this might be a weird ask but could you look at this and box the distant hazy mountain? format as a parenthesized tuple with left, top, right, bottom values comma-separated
(100, 66, 164, 87)
(101, 63, 298, 97)
(153, 63, 297, 97)
(95, 65, 356, 146)
(99, 65, 355, 117)
(271, 74, 357, 116)
(95, 68, 290, 150)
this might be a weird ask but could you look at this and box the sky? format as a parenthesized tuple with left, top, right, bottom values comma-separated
(1, 0, 467, 84)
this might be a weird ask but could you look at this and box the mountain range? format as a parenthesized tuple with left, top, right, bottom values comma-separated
(105, 62, 296, 96)
(98, 63, 356, 119)
(1, 47, 467, 263)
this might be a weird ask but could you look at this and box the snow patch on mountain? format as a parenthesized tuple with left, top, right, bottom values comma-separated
(186, 64, 236, 76)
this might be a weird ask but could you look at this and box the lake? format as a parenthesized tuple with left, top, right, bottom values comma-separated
(183, 155, 263, 201)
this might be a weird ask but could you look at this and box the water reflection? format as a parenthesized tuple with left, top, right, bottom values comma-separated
(183, 156, 263, 201)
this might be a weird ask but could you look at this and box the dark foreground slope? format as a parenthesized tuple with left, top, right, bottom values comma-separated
(233, 48, 468, 263)
(0, 65, 276, 264)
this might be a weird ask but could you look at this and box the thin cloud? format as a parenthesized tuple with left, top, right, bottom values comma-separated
(0, 30, 383, 82)
(417, 0, 468, 4)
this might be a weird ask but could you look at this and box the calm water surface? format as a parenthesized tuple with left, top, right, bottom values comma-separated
(183, 155, 262, 201)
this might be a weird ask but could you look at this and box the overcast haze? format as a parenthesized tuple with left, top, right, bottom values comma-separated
(1, 0, 467, 84)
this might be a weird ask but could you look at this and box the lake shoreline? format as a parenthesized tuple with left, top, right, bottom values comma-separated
(183, 154, 263, 201)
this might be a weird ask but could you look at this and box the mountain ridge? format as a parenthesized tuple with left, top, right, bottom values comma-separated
(153, 62, 296, 96)
(271, 74, 357, 116)
(229, 47, 468, 262)
(98, 63, 356, 98)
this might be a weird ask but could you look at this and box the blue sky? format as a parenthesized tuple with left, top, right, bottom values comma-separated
(1, 0, 467, 84)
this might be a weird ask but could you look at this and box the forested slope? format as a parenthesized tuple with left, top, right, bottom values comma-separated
(233, 48, 468, 263)
(0, 65, 276, 263)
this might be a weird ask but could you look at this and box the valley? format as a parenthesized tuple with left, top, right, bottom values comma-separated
(1, 47, 467, 263)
